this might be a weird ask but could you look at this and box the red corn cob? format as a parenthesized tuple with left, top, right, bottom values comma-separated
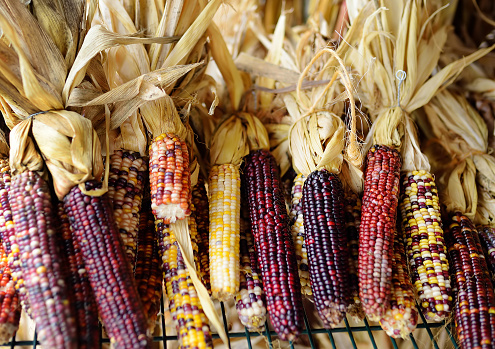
(302, 169, 349, 328)
(135, 198, 163, 334)
(10, 171, 76, 348)
(243, 149, 304, 341)
(0, 160, 29, 315)
(0, 243, 20, 344)
(359, 145, 401, 320)
(57, 203, 99, 349)
(446, 213, 495, 349)
(64, 180, 150, 348)
(344, 193, 365, 321)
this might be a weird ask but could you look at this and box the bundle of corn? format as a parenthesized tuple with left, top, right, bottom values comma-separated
(342, 0, 494, 322)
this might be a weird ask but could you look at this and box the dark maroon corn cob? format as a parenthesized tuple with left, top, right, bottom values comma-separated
(57, 202, 99, 349)
(10, 171, 76, 348)
(446, 213, 495, 349)
(359, 145, 401, 320)
(478, 226, 495, 283)
(64, 180, 150, 348)
(135, 198, 163, 334)
(0, 161, 30, 315)
(191, 176, 210, 293)
(301, 169, 349, 328)
(243, 149, 304, 341)
(344, 193, 365, 321)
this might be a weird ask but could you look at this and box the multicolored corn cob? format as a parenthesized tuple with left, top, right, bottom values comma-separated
(243, 149, 304, 341)
(235, 215, 267, 331)
(0, 160, 29, 315)
(208, 163, 241, 300)
(64, 181, 150, 348)
(191, 177, 210, 293)
(149, 134, 191, 223)
(477, 226, 495, 282)
(135, 198, 163, 334)
(0, 243, 20, 344)
(302, 169, 349, 328)
(57, 203, 99, 349)
(344, 193, 365, 321)
(107, 150, 147, 268)
(400, 170, 452, 321)
(155, 219, 213, 349)
(289, 174, 312, 297)
(10, 171, 76, 348)
(359, 145, 401, 320)
(379, 230, 418, 339)
(446, 213, 495, 349)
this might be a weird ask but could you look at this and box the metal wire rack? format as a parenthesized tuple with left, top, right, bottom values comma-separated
(1, 294, 459, 349)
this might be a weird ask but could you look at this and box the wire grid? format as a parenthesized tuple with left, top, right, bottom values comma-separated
(1, 294, 460, 349)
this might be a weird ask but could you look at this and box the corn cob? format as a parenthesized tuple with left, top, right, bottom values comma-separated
(64, 180, 150, 348)
(10, 171, 76, 348)
(57, 202, 99, 349)
(235, 215, 267, 331)
(289, 174, 312, 297)
(243, 149, 304, 341)
(344, 193, 365, 321)
(191, 177, 210, 293)
(359, 145, 401, 320)
(149, 133, 191, 223)
(446, 213, 495, 349)
(379, 230, 418, 339)
(0, 243, 20, 344)
(477, 226, 495, 282)
(208, 163, 241, 300)
(107, 150, 147, 268)
(135, 198, 163, 334)
(400, 170, 452, 321)
(0, 160, 29, 315)
(302, 169, 349, 328)
(155, 219, 213, 349)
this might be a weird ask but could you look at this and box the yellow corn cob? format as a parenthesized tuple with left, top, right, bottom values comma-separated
(400, 170, 452, 321)
(156, 219, 213, 349)
(289, 174, 312, 296)
(379, 229, 418, 339)
(208, 164, 241, 300)
(107, 150, 147, 268)
(149, 134, 191, 223)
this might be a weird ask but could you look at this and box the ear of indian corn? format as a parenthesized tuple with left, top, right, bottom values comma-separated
(64, 180, 150, 348)
(191, 177, 210, 293)
(155, 219, 213, 349)
(0, 242, 20, 344)
(235, 214, 267, 331)
(57, 202, 99, 349)
(10, 171, 77, 348)
(243, 149, 304, 341)
(107, 150, 147, 269)
(379, 229, 418, 339)
(289, 174, 312, 297)
(446, 213, 495, 349)
(344, 193, 365, 321)
(359, 145, 401, 320)
(0, 160, 30, 315)
(135, 198, 163, 335)
(149, 134, 191, 223)
(400, 170, 452, 321)
(302, 169, 349, 328)
(477, 226, 495, 282)
(208, 163, 241, 300)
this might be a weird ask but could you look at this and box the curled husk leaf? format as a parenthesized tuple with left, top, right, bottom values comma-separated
(31, 110, 103, 199)
(209, 115, 249, 167)
(0, 129, 9, 158)
(9, 118, 46, 178)
(442, 158, 477, 219)
(238, 112, 270, 152)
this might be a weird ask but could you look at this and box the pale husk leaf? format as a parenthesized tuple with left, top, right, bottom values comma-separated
(341, 157, 364, 194)
(0, 129, 8, 158)
(265, 123, 290, 177)
(400, 116, 431, 172)
(475, 186, 495, 226)
(209, 115, 249, 166)
(466, 78, 495, 101)
(238, 112, 270, 152)
(473, 154, 495, 198)
(442, 158, 477, 219)
(9, 118, 45, 177)
(140, 94, 188, 140)
(31, 110, 103, 200)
